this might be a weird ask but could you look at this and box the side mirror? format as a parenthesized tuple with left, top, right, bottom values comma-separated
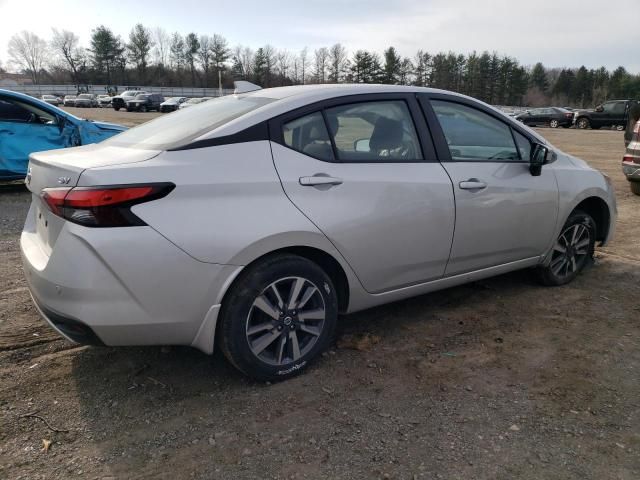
(595, 105, 604, 113)
(530, 144, 549, 176)
(354, 138, 370, 152)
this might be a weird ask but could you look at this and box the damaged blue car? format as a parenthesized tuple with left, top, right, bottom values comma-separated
(0, 89, 126, 180)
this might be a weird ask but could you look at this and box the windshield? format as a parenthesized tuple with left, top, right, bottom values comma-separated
(135, 94, 149, 100)
(105, 94, 276, 150)
(78, 94, 92, 99)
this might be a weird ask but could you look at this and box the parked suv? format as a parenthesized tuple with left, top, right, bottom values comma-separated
(575, 99, 639, 130)
(126, 93, 164, 112)
(111, 90, 147, 111)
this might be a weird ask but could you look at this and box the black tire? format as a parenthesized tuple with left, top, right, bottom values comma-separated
(536, 210, 596, 286)
(140, 105, 147, 112)
(630, 181, 640, 196)
(219, 254, 338, 381)
(576, 117, 590, 129)
(114, 107, 120, 111)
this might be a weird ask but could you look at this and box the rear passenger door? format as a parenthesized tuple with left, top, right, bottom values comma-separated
(419, 94, 559, 276)
(269, 94, 456, 293)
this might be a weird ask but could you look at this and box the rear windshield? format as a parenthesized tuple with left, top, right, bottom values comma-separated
(105, 94, 276, 150)
(78, 94, 92, 99)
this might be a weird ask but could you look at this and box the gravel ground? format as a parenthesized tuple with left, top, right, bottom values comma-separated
(0, 114, 639, 479)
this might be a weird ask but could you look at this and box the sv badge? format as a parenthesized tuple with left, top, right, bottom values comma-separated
(57, 176, 71, 185)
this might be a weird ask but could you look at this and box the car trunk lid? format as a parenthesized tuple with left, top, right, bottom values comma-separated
(25, 144, 161, 253)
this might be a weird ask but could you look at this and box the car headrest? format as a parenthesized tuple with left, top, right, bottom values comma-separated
(369, 117, 403, 152)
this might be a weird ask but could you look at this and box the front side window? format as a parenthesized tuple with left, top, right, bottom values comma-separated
(282, 112, 334, 162)
(0, 97, 57, 124)
(324, 101, 423, 162)
(431, 100, 520, 161)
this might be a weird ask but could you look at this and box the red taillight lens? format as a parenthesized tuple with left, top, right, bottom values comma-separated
(41, 183, 174, 227)
(42, 188, 71, 216)
(634, 121, 640, 135)
(623, 155, 640, 165)
(565, 113, 573, 118)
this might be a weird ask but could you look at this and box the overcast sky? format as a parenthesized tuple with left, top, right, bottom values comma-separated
(1, 0, 638, 73)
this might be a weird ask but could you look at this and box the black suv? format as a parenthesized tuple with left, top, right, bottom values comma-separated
(126, 93, 164, 112)
(575, 99, 639, 130)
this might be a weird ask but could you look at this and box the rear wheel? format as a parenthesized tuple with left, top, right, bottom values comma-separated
(219, 254, 338, 381)
(630, 181, 640, 196)
(576, 118, 590, 129)
(536, 210, 596, 286)
(140, 105, 147, 112)
(114, 107, 120, 111)
(550, 119, 559, 128)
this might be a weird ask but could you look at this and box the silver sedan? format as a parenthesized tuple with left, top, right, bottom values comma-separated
(22, 84, 616, 381)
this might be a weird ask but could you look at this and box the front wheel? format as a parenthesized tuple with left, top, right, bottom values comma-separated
(576, 118, 590, 129)
(140, 105, 147, 112)
(550, 119, 559, 128)
(536, 210, 596, 286)
(219, 254, 338, 381)
(630, 181, 640, 196)
(114, 107, 120, 111)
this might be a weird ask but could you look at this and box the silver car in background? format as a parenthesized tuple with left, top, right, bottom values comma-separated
(74, 93, 98, 108)
(63, 95, 77, 107)
(21, 84, 616, 381)
(40, 95, 60, 106)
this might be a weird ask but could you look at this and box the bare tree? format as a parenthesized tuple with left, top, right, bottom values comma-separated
(153, 27, 170, 66)
(8, 31, 48, 83)
(263, 44, 277, 87)
(313, 47, 330, 83)
(198, 35, 212, 85)
(328, 43, 348, 83)
(299, 47, 309, 84)
(232, 45, 254, 79)
(51, 29, 84, 84)
(276, 50, 291, 85)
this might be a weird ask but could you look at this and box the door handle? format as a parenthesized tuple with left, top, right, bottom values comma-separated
(459, 179, 487, 190)
(299, 175, 343, 187)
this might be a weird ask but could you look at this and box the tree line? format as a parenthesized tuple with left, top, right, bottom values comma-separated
(4, 26, 640, 108)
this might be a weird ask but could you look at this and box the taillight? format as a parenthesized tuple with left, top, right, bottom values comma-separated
(565, 113, 573, 119)
(41, 183, 174, 227)
(634, 121, 640, 135)
(623, 155, 640, 165)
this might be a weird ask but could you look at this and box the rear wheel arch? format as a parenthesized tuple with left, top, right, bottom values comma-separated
(220, 246, 350, 315)
(572, 196, 610, 243)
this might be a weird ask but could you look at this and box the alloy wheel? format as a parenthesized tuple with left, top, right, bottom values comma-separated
(549, 223, 591, 279)
(245, 276, 326, 366)
(550, 120, 559, 128)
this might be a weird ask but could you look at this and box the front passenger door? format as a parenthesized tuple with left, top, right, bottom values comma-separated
(419, 96, 559, 276)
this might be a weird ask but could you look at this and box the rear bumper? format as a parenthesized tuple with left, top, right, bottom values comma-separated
(29, 292, 105, 346)
(21, 203, 242, 353)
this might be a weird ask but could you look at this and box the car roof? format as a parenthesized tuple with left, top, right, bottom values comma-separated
(199, 83, 545, 142)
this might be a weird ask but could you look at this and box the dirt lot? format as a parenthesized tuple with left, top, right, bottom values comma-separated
(1, 110, 639, 479)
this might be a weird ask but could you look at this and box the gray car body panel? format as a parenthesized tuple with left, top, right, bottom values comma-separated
(21, 84, 617, 354)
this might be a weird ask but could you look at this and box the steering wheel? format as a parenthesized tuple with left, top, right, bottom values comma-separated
(27, 113, 38, 123)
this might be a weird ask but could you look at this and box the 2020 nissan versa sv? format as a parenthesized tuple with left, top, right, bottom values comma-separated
(21, 84, 616, 381)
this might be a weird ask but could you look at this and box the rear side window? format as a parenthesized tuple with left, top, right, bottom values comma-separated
(283, 112, 335, 162)
(324, 101, 423, 162)
(105, 94, 276, 149)
(431, 100, 520, 162)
